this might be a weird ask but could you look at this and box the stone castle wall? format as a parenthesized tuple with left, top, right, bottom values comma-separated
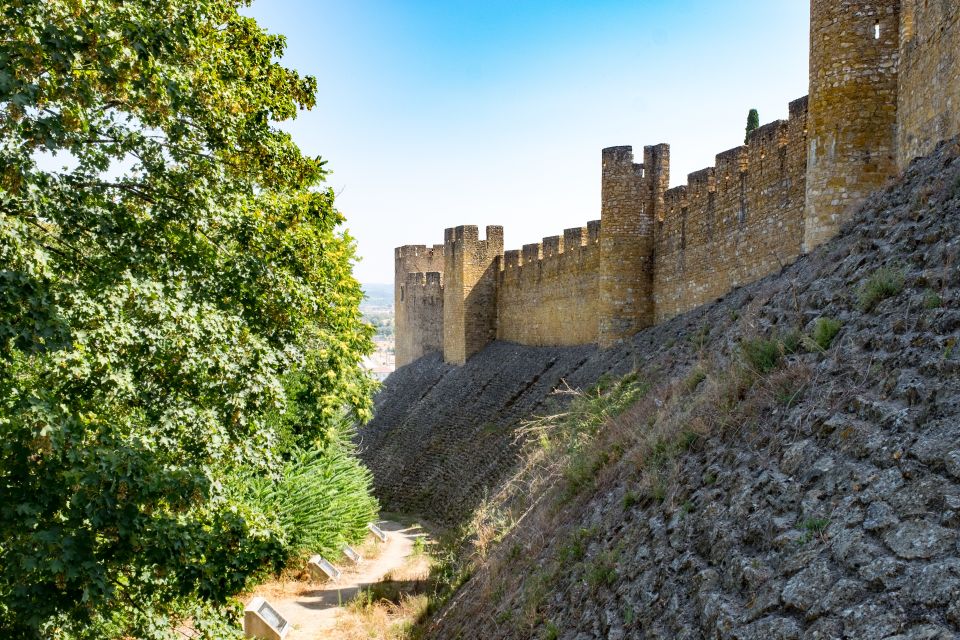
(395, 244, 445, 367)
(897, 0, 960, 168)
(804, 0, 901, 252)
(497, 222, 602, 346)
(653, 98, 809, 322)
(442, 225, 503, 365)
(394, 2, 960, 366)
(401, 271, 444, 366)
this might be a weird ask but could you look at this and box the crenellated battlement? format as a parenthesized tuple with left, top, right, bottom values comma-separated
(395, 1, 960, 365)
(404, 271, 443, 288)
(496, 220, 604, 346)
(441, 225, 503, 364)
(652, 97, 810, 321)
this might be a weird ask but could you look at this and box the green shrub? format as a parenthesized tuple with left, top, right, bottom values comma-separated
(537, 374, 649, 499)
(543, 622, 560, 640)
(780, 330, 804, 355)
(799, 517, 830, 544)
(650, 479, 667, 504)
(858, 267, 905, 311)
(558, 528, 595, 564)
(586, 551, 618, 590)
(689, 324, 711, 350)
(683, 367, 707, 394)
(923, 289, 943, 310)
(236, 442, 379, 560)
(740, 337, 783, 373)
(811, 317, 842, 350)
(622, 490, 641, 510)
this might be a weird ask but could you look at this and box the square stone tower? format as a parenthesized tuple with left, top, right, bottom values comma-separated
(442, 225, 504, 365)
(805, 0, 901, 252)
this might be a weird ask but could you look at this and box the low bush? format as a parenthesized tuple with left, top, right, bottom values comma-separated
(234, 439, 378, 561)
(740, 337, 783, 373)
(923, 289, 943, 310)
(682, 367, 707, 394)
(858, 267, 905, 311)
(780, 330, 804, 355)
(586, 551, 618, 590)
(811, 317, 842, 350)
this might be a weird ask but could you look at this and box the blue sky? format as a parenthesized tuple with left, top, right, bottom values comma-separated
(245, 1, 810, 284)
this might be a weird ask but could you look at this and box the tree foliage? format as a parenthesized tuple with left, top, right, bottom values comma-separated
(745, 108, 760, 143)
(0, 0, 376, 636)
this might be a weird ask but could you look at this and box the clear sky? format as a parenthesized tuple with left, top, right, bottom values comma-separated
(244, 1, 810, 284)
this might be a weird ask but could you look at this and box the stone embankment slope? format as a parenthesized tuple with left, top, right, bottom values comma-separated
(359, 342, 629, 523)
(363, 138, 960, 638)
(425, 140, 960, 638)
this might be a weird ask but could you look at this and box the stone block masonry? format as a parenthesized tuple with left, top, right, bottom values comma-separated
(394, 244, 444, 367)
(395, 1, 960, 365)
(897, 0, 960, 168)
(804, 0, 901, 253)
(498, 221, 603, 346)
(654, 98, 808, 322)
(443, 225, 503, 365)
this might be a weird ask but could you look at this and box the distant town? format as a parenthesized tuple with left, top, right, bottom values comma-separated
(361, 283, 395, 380)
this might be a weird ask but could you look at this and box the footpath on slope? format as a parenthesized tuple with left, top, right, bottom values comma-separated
(251, 521, 420, 639)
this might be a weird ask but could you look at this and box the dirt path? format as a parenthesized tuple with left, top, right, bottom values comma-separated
(251, 521, 418, 639)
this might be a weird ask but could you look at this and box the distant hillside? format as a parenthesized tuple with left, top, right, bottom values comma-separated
(361, 283, 393, 310)
(360, 139, 960, 638)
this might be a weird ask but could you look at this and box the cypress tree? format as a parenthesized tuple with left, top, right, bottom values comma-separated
(745, 108, 760, 143)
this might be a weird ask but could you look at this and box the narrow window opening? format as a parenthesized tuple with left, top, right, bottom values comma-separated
(400, 286, 405, 302)
(875, 20, 881, 39)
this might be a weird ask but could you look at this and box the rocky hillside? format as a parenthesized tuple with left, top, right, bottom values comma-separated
(422, 139, 960, 638)
(363, 138, 960, 638)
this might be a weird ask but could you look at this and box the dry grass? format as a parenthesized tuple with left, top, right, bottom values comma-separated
(333, 551, 433, 640)
(335, 593, 430, 640)
(413, 359, 815, 635)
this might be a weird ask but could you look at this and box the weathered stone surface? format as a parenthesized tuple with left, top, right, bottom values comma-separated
(733, 616, 802, 640)
(883, 521, 956, 560)
(898, 1, 960, 168)
(864, 501, 899, 531)
(945, 450, 960, 481)
(782, 560, 835, 615)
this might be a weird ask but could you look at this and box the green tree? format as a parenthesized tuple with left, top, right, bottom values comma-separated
(745, 108, 760, 143)
(0, 1, 377, 636)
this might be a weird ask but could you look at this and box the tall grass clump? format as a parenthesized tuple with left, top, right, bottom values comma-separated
(740, 337, 783, 373)
(811, 317, 842, 350)
(233, 438, 379, 561)
(523, 374, 650, 498)
(858, 267, 905, 311)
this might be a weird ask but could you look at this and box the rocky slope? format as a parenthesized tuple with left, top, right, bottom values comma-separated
(418, 139, 960, 638)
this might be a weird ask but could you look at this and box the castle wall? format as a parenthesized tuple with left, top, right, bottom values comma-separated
(393, 1, 960, 367)
(497, 223, 602, 346)
(652, 99, 809, 323)
(395, 245, 445, 367)
(597, 146, 663, 347)
(897, 0, 960, 168)
(805, 0, 901, 252)
(401, 272, 444, 365)
(443, 226, 504, 365)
